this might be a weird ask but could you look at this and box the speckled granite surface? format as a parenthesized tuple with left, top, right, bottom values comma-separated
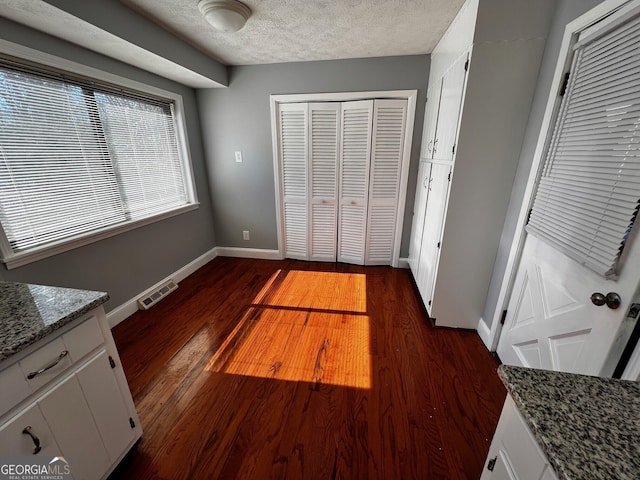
(498, 365, 640, 480)
(0, 281, 108, 363)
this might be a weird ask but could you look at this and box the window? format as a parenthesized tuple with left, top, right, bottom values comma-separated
(0, 56, 197, 268)
(526, 11, 640, 278)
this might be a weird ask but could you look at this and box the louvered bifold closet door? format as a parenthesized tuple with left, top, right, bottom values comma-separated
(309, 103, 340, 261)
(527, 13, 640, 277)
(279, 103, 308, 260)
(365, 99, 407, 265)
(338, 100, 374, 265)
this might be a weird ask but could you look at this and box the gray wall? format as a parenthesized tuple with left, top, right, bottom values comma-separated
(0, 18, 217, 311)
(197, 56, 429, 256)
(482, 0, 605, 330)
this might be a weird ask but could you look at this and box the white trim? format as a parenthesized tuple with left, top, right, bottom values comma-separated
(270, 90, 417, 268)
(0, 39, 199, 269)
(486, 0, 635, 352)
(215, 247, 283, 260)
(397, 257, 410, 269)
(477, 317, 492, 350)
(106, 246, 218, 328)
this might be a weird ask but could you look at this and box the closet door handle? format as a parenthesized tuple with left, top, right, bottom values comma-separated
(427, 140, 433, 154)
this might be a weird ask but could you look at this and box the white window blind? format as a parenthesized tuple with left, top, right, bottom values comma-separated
(526, 13, 640, 277)
(0, 58, 193, 259)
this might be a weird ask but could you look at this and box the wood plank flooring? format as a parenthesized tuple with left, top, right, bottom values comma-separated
(109, 257, 506, 480)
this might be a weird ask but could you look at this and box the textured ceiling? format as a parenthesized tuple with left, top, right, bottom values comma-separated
(123, 0, 465, 65)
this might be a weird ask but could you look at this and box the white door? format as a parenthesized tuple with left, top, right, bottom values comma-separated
(416, 162, 451, 310)
(432, 54, 468, 161)
(365, 99, 407, 265)
(497, 7, 640, 376)
(337, 100, 373, 265)
(308, 103, 340, 262)
(278, 103, 308, 260)
(422, 82, 442, 159)
(408, 161, 432, 274)
(498, 234, 640, 376)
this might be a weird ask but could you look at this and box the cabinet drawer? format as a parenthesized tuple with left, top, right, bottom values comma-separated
(15, 316, 104, 394)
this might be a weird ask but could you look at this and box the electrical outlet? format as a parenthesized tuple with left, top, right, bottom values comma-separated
(235, 151, 243, 163)
(242, 230, 250, 241)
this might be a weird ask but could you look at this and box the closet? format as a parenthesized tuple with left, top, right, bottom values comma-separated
(276, 98, 408, 266)
(407, 0, 555, 330)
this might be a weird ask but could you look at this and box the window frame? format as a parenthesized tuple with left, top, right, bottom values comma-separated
(0, 41, 199, 270)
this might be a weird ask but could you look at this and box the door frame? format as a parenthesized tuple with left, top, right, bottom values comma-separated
(270, 90, 417, 268)
(482, 0, 638, 351)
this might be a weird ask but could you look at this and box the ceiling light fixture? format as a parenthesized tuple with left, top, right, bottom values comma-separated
(198, 0, 251, 33)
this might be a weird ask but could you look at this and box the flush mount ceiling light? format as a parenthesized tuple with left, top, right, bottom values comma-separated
(198, 0, 252, 33)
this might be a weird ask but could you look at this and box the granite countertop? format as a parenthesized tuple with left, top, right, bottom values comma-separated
(498, 365, 640, 480)
(0, 281, 109, 363)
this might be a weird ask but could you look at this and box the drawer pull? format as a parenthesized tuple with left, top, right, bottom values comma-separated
(22, 426, 41, 454)
(27, 350, 69, 379)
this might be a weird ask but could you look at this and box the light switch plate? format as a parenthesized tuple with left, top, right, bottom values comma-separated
(235, 151, 243, 163)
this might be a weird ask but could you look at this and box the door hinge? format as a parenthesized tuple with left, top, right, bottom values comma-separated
(452, 144, 456, 155)
(129, 418, 136, 429)
(428, 300, 432, 306)
(108, 356, 116, 369)
(500, 309, 508, 326)
(437, 241, 441, 249)
(526, 208, 533, 225)
(447, 172, 451, 181)
(464, 59, 469, 72)
(560, 72, 570, 97)
(487, 456, 497, 471)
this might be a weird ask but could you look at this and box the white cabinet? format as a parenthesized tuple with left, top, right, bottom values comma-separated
(408, 0, 555, 327)
(481, 395, 558, 480)
(409, 54, 468, 310)
(278, 98, 408, 266)
(0, 308, 141, 480)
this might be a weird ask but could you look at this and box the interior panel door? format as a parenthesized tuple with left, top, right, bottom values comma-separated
(308, 103, 340, 262)
(497, 233, 640, 376)
(365, 99, 407, 265)
(278, 103, 309, 260)
(337, 100, 373, 265)
(408, 161, 432, 275)
(416, 162, 452, 311)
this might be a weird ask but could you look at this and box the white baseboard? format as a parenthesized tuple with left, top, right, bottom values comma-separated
(215, 247, 282, 260)
(106, 247, 218, 328)
(477, 317, 493, 351)
(397, 257, 410, 269)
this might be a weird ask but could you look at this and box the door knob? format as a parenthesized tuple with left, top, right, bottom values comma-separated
(590, 292, 621, 309)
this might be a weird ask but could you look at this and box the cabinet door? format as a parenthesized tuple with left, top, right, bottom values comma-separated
(409, 161, 432, 274)
(338, 100, 373, 265)
(75, 350, 136, 463)
(432, 54, 468, 162)
(365, 99, 407, 265)
(308, 103, 340, 262)
(421, 82, 442, 159)
(279, 103, 309, 260)
(416, 163, 451, 310)
(0, 403, 60, 457)
(38, 369, 110, 480)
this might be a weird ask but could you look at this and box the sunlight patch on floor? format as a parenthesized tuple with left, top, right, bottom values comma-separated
(205, 270, 371, 388)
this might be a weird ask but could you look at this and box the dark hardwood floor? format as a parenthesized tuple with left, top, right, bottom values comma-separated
(109, 257, 506, 479)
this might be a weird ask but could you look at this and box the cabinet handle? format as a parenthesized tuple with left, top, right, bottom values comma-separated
(27, 350, 69, 379)
(427, 140, 433, 154)
(433, 139, 438, 154)
(22, 426, 42, 454)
